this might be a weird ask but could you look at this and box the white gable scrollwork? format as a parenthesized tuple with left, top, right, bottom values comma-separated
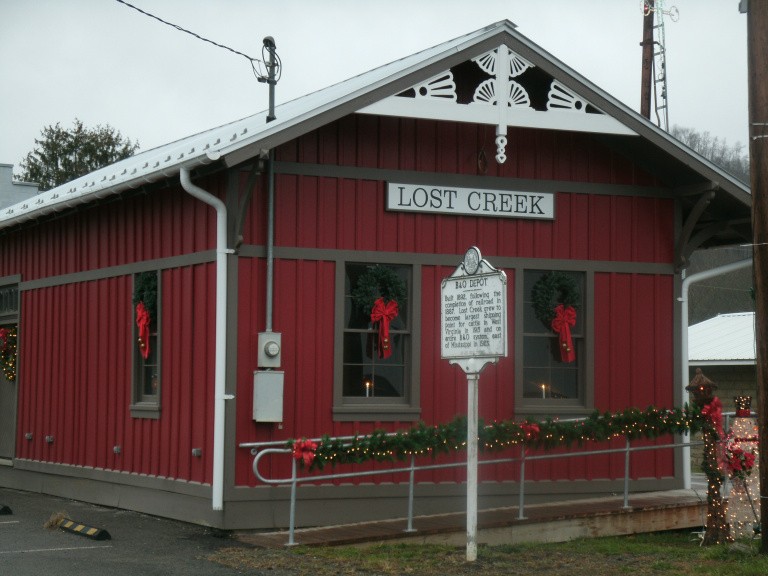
(547, 81, 588, 112)
(357, 44, 636, 164)
(472, 80, 531, 108)
(413, 72, 457, 101)
(472, 47, 533, 78)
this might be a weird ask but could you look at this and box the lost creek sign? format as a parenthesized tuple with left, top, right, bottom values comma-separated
(441, 268, 507, 360)
(387, 183, 554, 220)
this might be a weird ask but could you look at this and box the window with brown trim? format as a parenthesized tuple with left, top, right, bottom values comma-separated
(131, 271, 161, 418)
(518, 269, 589, 414)
(333, 262, 420, 422)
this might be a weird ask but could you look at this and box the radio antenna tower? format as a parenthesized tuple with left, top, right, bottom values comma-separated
(640, 1, 679, 131)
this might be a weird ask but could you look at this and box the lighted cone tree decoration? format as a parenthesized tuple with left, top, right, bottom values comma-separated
(725, 396, 760, 539)
(686, 368, 732, 545)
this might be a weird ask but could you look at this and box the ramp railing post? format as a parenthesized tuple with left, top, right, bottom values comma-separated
(287, 458, 298, 546)
(518, 444, 527, 520)
(623, 438, 631, 510)
(405, 454, 417, 533)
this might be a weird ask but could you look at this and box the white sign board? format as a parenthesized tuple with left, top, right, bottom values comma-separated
(388, 183, 554, 220)
(441, 264, 507, 360)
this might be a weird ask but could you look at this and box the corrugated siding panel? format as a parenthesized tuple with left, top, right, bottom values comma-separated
(15, 263, 216, 484)
(594, 272, 675, 479)
(269, 173, 673, 263)
(261, 117, 674, 261)
(235, 118, 678, 485)
(0, 180, 217, 281)
(235, 257, 338, 484)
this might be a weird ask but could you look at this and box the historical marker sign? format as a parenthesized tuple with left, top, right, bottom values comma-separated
(440, 246, 508, 563)
(441, 250, 507, 360)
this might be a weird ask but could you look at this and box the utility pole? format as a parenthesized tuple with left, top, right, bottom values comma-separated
(745, 0, 768, 554)
(262, 36, 278, 123)
(640, 1, 655, 119)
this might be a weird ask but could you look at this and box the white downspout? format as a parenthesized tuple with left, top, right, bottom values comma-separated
(180, 166, 232, 511)
(679, 258, 752, 489)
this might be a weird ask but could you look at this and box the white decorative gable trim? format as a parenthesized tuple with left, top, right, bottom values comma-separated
(358, 45, 636, 163)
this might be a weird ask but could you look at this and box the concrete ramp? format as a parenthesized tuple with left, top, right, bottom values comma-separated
(235, 488, 707, 548)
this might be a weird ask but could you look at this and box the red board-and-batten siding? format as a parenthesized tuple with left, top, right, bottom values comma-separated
(3, 113, 675, 488)
(235, 116, 676, 485)
(4, 180, 221, 484)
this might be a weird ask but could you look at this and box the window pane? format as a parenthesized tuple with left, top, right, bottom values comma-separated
(523, 336, 556, 366)
(345, 264, 409, 329)
(343, 333, 372, 363)
(342, 364, 366, 396)
(523, 270, 584, 335)
(522, 367, 550, 398)
(550, 366, 578, 399)
(371, 364, 405, 397)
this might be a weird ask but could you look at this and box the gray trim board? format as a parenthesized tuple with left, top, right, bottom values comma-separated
(274, 161, 673, 199)
(0, 274, 21, 287)
(241, 245, 675, 276)
(20, 251, 216, 291)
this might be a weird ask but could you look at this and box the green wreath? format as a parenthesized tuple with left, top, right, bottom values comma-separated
(531, 271, 579, 327)
(352, 265, 407, 318)
(133, 271, 158, 323)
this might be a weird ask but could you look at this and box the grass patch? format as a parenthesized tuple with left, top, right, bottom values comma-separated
(209, 531, 768, 576)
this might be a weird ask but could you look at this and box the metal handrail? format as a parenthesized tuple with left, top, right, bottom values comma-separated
(240, 433, 709, 546)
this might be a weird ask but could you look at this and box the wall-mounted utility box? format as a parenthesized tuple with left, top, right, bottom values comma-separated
(253, 370, 284, 422)
(257, 331, 282, 368)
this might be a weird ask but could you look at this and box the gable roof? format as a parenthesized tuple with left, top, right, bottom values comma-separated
(688, 312, 756, 365)
(0, 20, 752, 248)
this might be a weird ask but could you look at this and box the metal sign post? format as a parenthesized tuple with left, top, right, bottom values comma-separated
(440, 246, 507, 562)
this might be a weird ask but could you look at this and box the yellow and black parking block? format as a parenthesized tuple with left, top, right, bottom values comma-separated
(58, 517, 111, 540)
(0, 505, 11, 515)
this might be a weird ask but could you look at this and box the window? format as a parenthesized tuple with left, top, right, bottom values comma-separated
(518, 269, 589, 414)
(131, 271, 161, 418)
(333, 262, 420, 421)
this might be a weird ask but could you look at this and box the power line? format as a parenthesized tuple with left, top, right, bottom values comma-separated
(114, 0, 265, 78)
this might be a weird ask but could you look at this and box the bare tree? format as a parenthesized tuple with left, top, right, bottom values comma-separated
(671, 125, 750, 183)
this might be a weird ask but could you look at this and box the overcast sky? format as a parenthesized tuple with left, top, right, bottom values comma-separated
(0, 0, 749, 176)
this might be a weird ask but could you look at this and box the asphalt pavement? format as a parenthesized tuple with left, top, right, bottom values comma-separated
(0, 487, 251, 576)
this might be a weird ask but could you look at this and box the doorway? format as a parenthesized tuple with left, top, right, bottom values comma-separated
(0, 281, 19, 462)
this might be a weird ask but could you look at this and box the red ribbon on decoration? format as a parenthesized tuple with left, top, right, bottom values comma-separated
(292, 439, 318, 467)
(702, 397, 724, 439)
(736, 409, 752, 417)
(370, 297, 399, 359)
(520, 422, 540, 443)
(0, 328, 8, 352)
(135, 302, 151, 360)
(551, 304, 576, 363)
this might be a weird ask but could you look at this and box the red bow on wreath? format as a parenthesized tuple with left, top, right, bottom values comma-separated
(551, 304, 576, 363)
(370, 297, 399, 359)
(135, 302, 151, 360)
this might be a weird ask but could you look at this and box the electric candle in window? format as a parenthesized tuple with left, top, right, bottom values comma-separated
(541, 383, 546, 399)
(364, 379, 372, 398)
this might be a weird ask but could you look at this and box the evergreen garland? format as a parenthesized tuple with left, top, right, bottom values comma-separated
(289, 403, 705, 471)
(531, 271, 580, 327)
(352, 265, 407, 318)
(133, 271, 158, 322)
